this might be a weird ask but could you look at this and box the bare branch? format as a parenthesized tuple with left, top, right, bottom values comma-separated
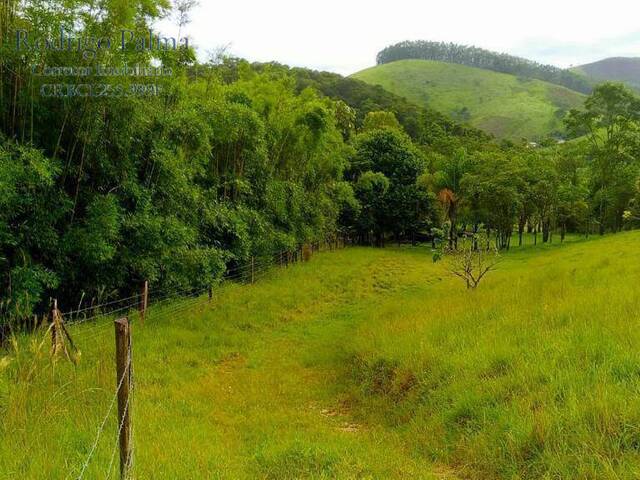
(442, 234, 499, 289)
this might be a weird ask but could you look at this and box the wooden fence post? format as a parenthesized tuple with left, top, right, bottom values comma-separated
(51, 299, 60, 354)
(139, 280, 148, 325)
(208, 285, 213, 302)
(50, 299, 77, 363)
(114, 317, 132, 480)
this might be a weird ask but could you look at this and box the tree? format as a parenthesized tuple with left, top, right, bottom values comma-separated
(362, 111, 403, 133)
(566, 83, 640, 234)
(333, 100, 356, 141)
(0, 140, 63, 320)
(624, 179, 640, 226)
(435, 233, 500, 289)
(173, 0, 199, 38)
(554, 146, 590, 240)
(353, 171, 389, 245)
(430, 148, 471, 248)
(462, 151, 524, 250)
(528, 153, 559, 243)
(350, 129, 432, 244)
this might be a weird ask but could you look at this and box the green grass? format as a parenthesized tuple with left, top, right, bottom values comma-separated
(352, 60, 586, 141)
(2, 231, 640, 479)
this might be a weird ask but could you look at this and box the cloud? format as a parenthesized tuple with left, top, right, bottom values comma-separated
(512, 32, 640, 68)
(158, 0, 640, 75)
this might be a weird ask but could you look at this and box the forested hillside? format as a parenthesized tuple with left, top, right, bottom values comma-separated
(1, 1, 640, 331)
(0, 2, 493, 324)
(206, 60, 492, 151)
(377, 40, 592, 94)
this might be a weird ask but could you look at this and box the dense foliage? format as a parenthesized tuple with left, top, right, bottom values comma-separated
(376, 40, 593, 94)
(0, 1, 483, 322)
(347, 128, 431, 245)
(566, 83, 640, 233)
(1, 1, 640, 326)
(208, 59, 492, 152)
(0, 1, 357, 321)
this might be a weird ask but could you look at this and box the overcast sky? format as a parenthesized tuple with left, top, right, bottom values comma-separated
(158, 0, 640, 75)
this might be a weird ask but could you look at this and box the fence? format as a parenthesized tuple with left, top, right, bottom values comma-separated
(37, 237, 347, 479)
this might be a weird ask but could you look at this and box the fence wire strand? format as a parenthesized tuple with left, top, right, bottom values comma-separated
(51, 240, 345, 478)
(73, 346, 132, 480)
(59, 244, 332, 344)
(104, 375, 132, 479)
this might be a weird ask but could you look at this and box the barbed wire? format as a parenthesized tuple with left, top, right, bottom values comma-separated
(37, 240, 345, 478)
(70, 246, 328, 338)
(104, 393, 130, 480)
(54, 242, 342, 345)
(48, 242, 338, 346)
(66, 302, 140, 328)
(72, 289, 211, 344)
(61, 294, 142, 319)
(72, 346, 132, 480)
(58, 248, 294, 321)
(55, 244, 317, 326)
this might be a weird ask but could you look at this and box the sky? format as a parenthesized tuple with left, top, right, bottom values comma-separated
(158, 0, 640, 75)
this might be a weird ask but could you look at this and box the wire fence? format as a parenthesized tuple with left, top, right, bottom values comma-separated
(70, 348, 132, 480)
(53, 239, 345, 331)
(27, 237, 348, 479)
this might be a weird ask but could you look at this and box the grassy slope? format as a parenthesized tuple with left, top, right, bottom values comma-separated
(352, 60, 586, 141)
(3, 232, 640, 479)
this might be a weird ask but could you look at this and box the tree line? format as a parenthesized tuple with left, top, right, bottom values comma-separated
(0, 0, 475, 322)
(1, 1, 639, 326)
(376, 40, 593, 94)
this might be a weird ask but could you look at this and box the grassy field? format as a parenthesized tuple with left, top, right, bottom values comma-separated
(352, 60, 586, 141)
(2, 231, 640, 479)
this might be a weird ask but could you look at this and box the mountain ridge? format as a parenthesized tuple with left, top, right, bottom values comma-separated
(572, 57, 640, 90)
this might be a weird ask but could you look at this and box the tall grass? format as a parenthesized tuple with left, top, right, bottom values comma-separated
(2, 232, 640, 478)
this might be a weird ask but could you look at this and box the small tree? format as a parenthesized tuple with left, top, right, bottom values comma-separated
(434, 234, 500, 289)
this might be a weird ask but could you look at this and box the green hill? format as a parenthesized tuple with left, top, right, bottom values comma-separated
(376, 40, 592, 94)
(352, 59, 586, 140)
(572, 57, 640, 91)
